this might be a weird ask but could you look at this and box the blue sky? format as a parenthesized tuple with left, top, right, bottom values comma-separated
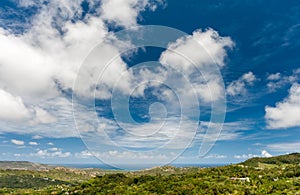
(0, 0, 300, 168)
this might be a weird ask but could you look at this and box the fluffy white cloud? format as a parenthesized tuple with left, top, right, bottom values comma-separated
(75, 150, 172, 161)
(265, 83, 300, 129)
(0, 97, 88, 138)
(29, 107, 57, 125)
(30, 148, 71, 158)
(101, 0, 163, 28)
(234, 153, 259, 159)
(32, 135, 43, 139)
(234, 150, 272, 159)
(261, 150, 272, 157)
(0, 0, 165, 137)
(49, 147, 59, 151)
(267, 73, 281, 81)
(11, 139, 25, 145)
(197, 121, 252, 142)
(0, 0, 234, 159)
(266, 71, 298, 92)
(29, 141, 38, 146)
(226, 72, 256, 96)
(159, 28, 233, 103)
(204, 154, 227, 159)
(160, 29, 233, 70)
(0, 88, 57, 125)
(0, 89, 30, 121)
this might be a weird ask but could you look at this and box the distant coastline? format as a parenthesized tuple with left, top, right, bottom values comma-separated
(52, 163, 227, 171)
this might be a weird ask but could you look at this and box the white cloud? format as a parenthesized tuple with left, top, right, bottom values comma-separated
(0, 88, 57, 125)
(226, 72, 256, 96)
(265, 83, 300, 129)
(196, 121, 252, 142)
(261, 150, 272, 157)
(160, 28, 233, 69)
(17, 0, 43, 7)
(234, 150, 273, 159)
(49, 147, 59, 151)
(75, 150, 172, 161)
(158, 28, 233, 103)
(267, 73, 281, 81)
(0, 0, 171, 143)
(31, 148, 71, 158)
(101, 0, 163, 28)
(294, 68, 300, 74)
(204, 154, 227, 159)
(0, 0, 234, 159)
(11, 139, 25, 146)
(96, 116, 197, 150)
(29, 141, 38, 146)
(266, 70, 300, 92)
(29, 107, 57, 125)
(0, 97, 75, 137)
(0, 0, 164, 135)
(234, 154, 259, 159)
(0, 89, 30, 121)
(267, 75, 297, 92)
(73, 27, 234, 156)
(32, 135, 43, 139)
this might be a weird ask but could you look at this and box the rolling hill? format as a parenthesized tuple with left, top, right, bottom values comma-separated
(241, 153, 300, 167)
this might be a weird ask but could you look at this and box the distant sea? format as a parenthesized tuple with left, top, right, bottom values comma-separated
(55, 163, 228, 171)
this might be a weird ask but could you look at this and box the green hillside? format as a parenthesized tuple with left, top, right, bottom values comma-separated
(0, 161, 52, 170)
(241, 153, 300, 167)
(1, 154, 300, 194)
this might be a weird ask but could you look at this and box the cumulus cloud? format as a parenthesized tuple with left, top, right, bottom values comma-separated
(160, 28, 233, 69)
(196, 121, 252, 143)
(234, 153, 259, 159)
(29, 107, 57, 125)
(261, 150, 272, 157)
(267, 73, 281, 81)
(72, 26, 235, 157)
(30, 148, 71, 158)
(11, 139, 25, 145)
(0, 89, 30, 121)
(265, 83, 300, 129)
(0, 88, 57, 125)
(0, 97, 90, 138)
(32, 135, 43, 139)
(29, 141, 38, 146)
(234, 150, 272, 159)
(75, 150, 172, 161)
(266, 71, 299, 92)
(0, 0, 235, 162)
(101, 0, 163, 28)
(226, 72, 256, 96)
(0, 0, 166, 138)
(158, 28, 233, 103)
(204, 154, 227, 159)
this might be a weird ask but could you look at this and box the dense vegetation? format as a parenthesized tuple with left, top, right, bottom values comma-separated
(1, 153, 300, 194)
(242, 153, 300, 167)
(59, 165, 300, 194)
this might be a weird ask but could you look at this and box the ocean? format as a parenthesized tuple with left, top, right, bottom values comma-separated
(56, 163, 228, 171)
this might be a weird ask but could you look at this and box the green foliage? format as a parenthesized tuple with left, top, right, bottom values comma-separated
(0, 174, 69, 188)
(54, 164, 300, 195)
(242, 153, 300, 167)
(1, 153, 300, 194)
